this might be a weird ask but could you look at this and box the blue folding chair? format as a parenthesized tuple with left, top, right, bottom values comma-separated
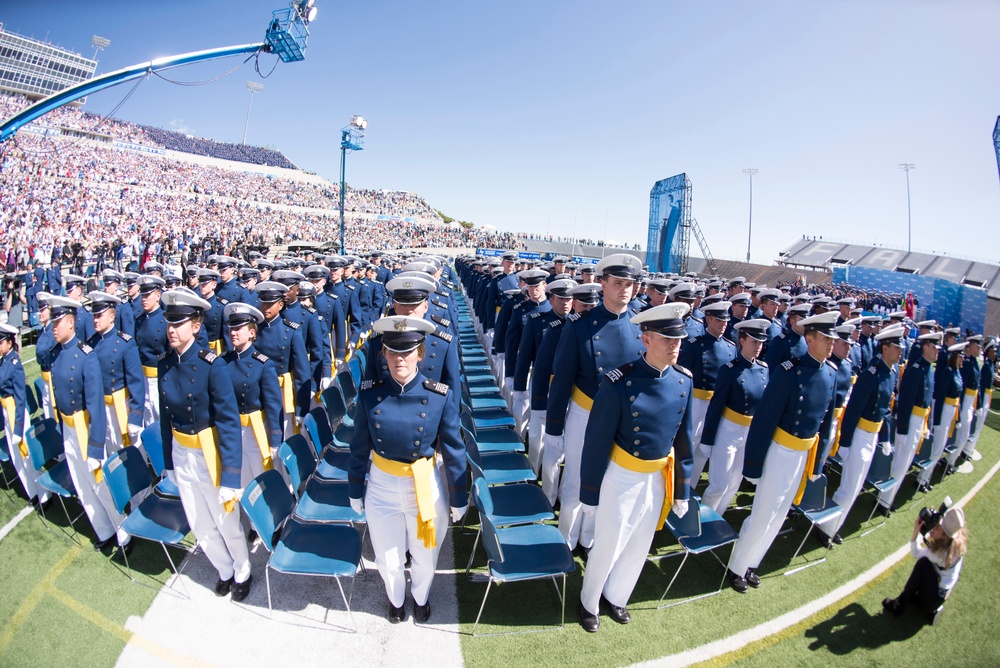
(24, 418, 84, 543)
(337, 366, 359, 411)
(0, 433, 19, 502)
(102, 446, 192, 591)
(656, 498, 738, 608)
(784, 474, 843, 575)
(464, 429, 534, 486)
(462, 399, 516, 432)
(461, 408, 523, 454)
(859, 444, 899, 536)
(304, 407, 350, 455)
(137, 422, 179, 499)
(322, 385, 355, 432)
(241, 469, 362, 627)
(468, 478, 575, 636)
(279, 436, 364, 525)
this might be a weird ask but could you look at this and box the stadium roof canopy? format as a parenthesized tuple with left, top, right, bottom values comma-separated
(777, 237, 1000, 298)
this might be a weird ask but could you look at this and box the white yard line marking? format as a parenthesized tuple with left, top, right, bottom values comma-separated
(0, 506, 33, 543)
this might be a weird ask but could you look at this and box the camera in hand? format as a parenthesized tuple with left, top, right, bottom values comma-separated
(919, 495, 953, 535)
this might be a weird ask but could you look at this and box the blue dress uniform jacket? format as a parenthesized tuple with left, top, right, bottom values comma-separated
(135, 307, 169, 368)
(36, 323, 56, 373)
(255, 316, 312, 418)
(761, 317, 783, 356)
(838, 359, 897, 449)
(849, 341, 863, 372)
(677, 332, 737, 394)
(579, 358, 694, 506)
(216, 278, 249, 306)
(224, 345, 284, 451)
(75, 305, 96, 343)
(765, 329, 806, 369)
(932, 364, 963, 427)
(0, 350, 27, 438)
(347, 373, 467, 507)
(504, 299, 551, 378)
(545, 304, 646, 437)
(492, 292, 522, 355)
(427, 298, 456, 336)
(52, 337, 108, 459)
(831, 355, 854, 410)
(859, 334, 875, 368)
(363, 328, 460, 391)
(743, 354, 837, 479)
(314, 291, 347, 360)
(158, 345, 243, 489)
(486, 273, 519, 331)
(202, 296, 227, 351)
(981, 357, 996, 406)
(895, 356, 933, 435)
(513, 310, 563, 393)
(530, 313, 572, 411)
(700, 354, 769, 446)
(347, 280, 369, 345)
(90, 328, 145, 427)
(284, 303, 332, 388)
(114, 299, 136, 337)
(682, 316, 705, 343)
(960, 356, 981, 405)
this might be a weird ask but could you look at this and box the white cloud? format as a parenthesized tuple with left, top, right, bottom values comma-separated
(168, 118, 190, 134)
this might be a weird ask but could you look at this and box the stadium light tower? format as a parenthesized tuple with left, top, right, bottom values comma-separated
(743, 168, 758, 263)
(242, 81, 264, 145)
(91, 35, 110, 61)
(339, 115, 368, 255)
(898, 163, 915, 252)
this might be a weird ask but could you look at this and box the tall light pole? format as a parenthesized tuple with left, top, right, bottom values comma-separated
(91, 35, 110, 62)
(898, 163, 915, 252)
(339, 115, 367, 255)
(743, 168, 758, 263)
(242, 82, 264, 145)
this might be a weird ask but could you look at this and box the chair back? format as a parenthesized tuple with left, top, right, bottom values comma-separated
(321, 385, 348, 423)
(240, 469, 295, 553)
(473, 478, 505, 563)
(462, 427, 484, 468)
(464, 433, 487, 481)
(25, 418, 63, 471)
(347, 356, 363, 390)
(797, 474, 829, 512)
(460, 404, 477, 437)
(303, 408, 333, 456)
(279, 434, 317, 497)
(338, 367, 358, 406)
(140, 422, 165, 475)
(667, 496, 702, 538)
(472, 476, 495, 517)
(867, 444, 893, 483)
(102, 446, 153, 514)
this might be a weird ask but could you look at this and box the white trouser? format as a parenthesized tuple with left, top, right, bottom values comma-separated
(501, 376, 514, 403)
(557, 400, 595, 549)
(968, 392, 992, 454)
(365, 462, 448, 608)
(686, 397, 712, 483)
(879, 425, 924, 509)
(239, 425, 267, 489)
(728, 440, 808, 576)
(143, 376, 159, 427)
(512, 385, 530, 438)
(492, 352, 504, 383)
(820, 427, 879, 537)
(947, 394, 976, 466)
(580, 461, 663, 615)
(919, 402, 958, 484)
(172, 440, 250, 583)
(62, 416, 128, 545)
(528, 409, 546, 476)
(5, 406, 45, 502)
(40, 380, 54, 420)
(701, 417, 750, 515)
(104, 404, 126, 455)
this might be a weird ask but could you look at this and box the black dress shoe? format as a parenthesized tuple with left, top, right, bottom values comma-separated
(745, 568, 761, 588)
(388, 603, 406, 624)
(601, 596, 630, 624)
(231, 575, 253, 602)
(918, 482, 933, 493)
(727, 569, 748, 594)
(247, 528, 258, 544)
(414, 601, 431, 622)
(882, 597, 903, 616)
(93, 536, 115, 552)
(118, 539, 135, 559)
(215, 577, 234, 597)
(812, 526, 833, 549)
(572, 544, 590, 562)
(578, 603, 600, 632)
(404, 551, 412, 568)
(831, 533, 844, 545)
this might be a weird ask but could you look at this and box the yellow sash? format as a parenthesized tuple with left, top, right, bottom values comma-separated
(172, 426, 224, 492)
(142, 365, 157, 378)
(241, 411, 272, 470)
(104, 388, 131, 445)
(63, 410, 100, 483)
(571, 385, 594, 412)
(722, 406, 753, 427)
(277, 372, 295, 413)
(828, 405, 847, 459)
(209, 340, 222, 355)
(1, 396, 27, 457)
(372, 452, 438, 548)
(945, 395, 960, 437)
(610, 444, 675, 530)
(693, 388, 714, 401)
(857, 417, 883, 434)
(773, 427, 819, 505)
(40, 370, 58, 420)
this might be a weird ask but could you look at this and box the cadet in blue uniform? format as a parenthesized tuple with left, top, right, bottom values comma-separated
(484, 251, 520, 346)
(305, 265, 347, 368)
(967, 337, 996, 457)
(918, 342, 966, 492)
(723, 292, 751, 344)
(134, 276, 168, 426)
(504, 269, 553, 433)
(253, 281, 311, 439)
(348, 316, 467, 623)
(878, 331, 940, 514)
(158, 290, 251, 600)
(577, 304, 694, 632)
(817, 323, 857, 473)
(102, 270, 135, 337)
(491, 287, 522, 383)
(196, 270, 228, 355)
(64, 274, 96, 342)
(48, 296, 130, 553)
(682, 300, 738, 484)
(764, 303, 810, 368)
(215, 256, 250, 305)
(0, 323, 48, 507)
(34, 291, 58, 420)
(700, 319, 770, 515)
(86, 292, 144, 456)
(815, 326, 902, 546)
(292, 281, 334, 403)
(223, 303, 283, 487)
(756, 289, 784, 355)
(546, 254, 647, 551)
(946, 336, 982, 471)
(727, 311, 839, 593)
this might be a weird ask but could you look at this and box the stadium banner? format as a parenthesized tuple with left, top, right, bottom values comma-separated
(831, 265, 986, 333)
(475, 249, 543, 261)
(647, 173, 687, 273)
(112, 140, 166, 156)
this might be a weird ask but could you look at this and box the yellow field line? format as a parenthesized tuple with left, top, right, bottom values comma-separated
(0, 547, 80, 655)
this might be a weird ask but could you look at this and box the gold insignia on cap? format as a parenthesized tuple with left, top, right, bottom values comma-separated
(402, 280, 412, 288)
(394, 318, 407, 331)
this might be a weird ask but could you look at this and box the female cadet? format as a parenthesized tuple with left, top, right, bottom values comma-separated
(917, 342, 966, 493)
(347, 315, 467, 624)
(158, 290, 252, 601)
(0, 323, 47, 508)
(699, 319, 770, 516)
(34, 291, 57, 420)
(222, 303, 283, 487)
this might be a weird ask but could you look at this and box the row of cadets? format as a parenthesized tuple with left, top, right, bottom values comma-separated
(484, 251, 521, 352)
(546, 254, 647, 552)
(0, 322, 49, 509)
(917, 340, 967, 492)
(273, 271, 332, 400)
(816, 320, 860, 473)
(35, 291, 58, 420)
(536, 284, 601, 500)
(699, 319, 771, 515)
(503, 269, 553, 435)
(304, 264, 348, 368)
(726, 311, 840, 594)
(157, 290, 252, 600)
(968, 337, 997, 455)
(134, 276, 169, 426)
(576, 302, 695, 632)
(491, 285, 522, 385)
(945, 335, 983, 471)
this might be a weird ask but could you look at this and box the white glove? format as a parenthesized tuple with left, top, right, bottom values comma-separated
(218, 486, 240, 506)
(87, 457, 102, 472)
(839, 446, 851, 461)
(672, 499, 690, 519)
(546, 434, 565, 455)
(334, 358, 344, 368)
(294, 416, 304, 429)
(450, 505, 468, 523)
(512, 390, 527, 405)
(881, 441, 893, 456)
(699, 442, 713, 459)
(350, 497, 365, 515)
(580, 503, 597, 519)
(165, 469, 176, 484)
(744, 476, 760, 485)
(320, 377, 333, 391)
(127, 424, 142, 444)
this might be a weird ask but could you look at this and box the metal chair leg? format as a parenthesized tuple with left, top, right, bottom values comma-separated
(472, 578, 494, 636)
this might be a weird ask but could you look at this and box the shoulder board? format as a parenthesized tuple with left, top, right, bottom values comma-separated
(252, 352, 269, 364)
(687, 337, 697, 344)
(431, 299, 447, 309)
(781, 360, 795, 371)
(868, 365, 878, 374)
(605, 363, 635, 383)
(78, 342, 93, 354)
(435, 290, 449, 298)
(431, 329, 453, 343)
(724, 338, 736, 346)
(673, 364, 693, 378)
(117, 330, 133, 342)
(423, 379, 449, 396)
(346, 285, 356, 290)
(529, 311, 543, 319)
(512, 302, 525, 311)
(777, 332, 787, 340)
(198, 349, 218, 364)
(283, 319, 301, 330)
(330, 293, 339, 299)
(431, 314, 451, 328)
(725, 360, 735, 369)
(10, 357, 18, 366)
(549, 319, 564, 329)
(756, 360, 768, 368)
(691, 315, 704, 323)
(359, 378, 383, 391)
(217, 297, 229, 305)
(567, 313, 582, 322)
(305, 306, 317, 314)
(826, 360, 839, 371)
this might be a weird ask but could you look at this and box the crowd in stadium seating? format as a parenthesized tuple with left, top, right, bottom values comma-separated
(515, 232, 643, 251)
(777, 280, 915, 315)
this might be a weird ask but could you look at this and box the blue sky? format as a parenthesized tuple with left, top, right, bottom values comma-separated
(3, 1, 998, 263)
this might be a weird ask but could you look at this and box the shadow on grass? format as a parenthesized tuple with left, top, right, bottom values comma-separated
(803, 601, 926, 654)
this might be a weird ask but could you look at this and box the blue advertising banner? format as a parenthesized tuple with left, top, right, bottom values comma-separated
(647, 174, 687, 273)
(476, 249, 542, 260)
